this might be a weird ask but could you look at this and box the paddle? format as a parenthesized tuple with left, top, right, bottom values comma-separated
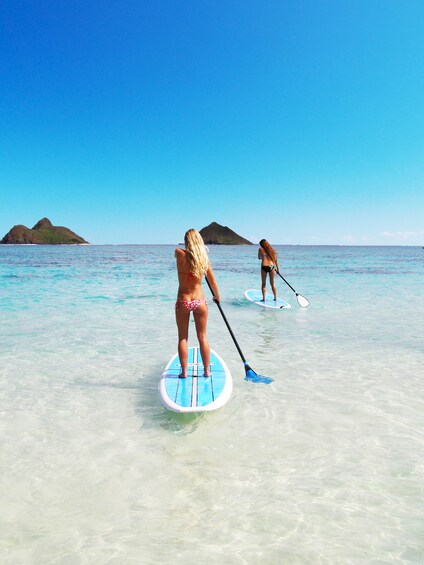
(276, 270, 310, 307)
(205, 276, 273, 384)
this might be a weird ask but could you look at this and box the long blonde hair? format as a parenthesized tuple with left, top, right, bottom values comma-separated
(259, 239, 278, 265)
(184, 229, 209, 279)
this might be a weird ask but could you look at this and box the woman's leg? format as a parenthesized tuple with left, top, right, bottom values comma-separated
(193, 303, 211, 376)
(261, 269, 267, 301)
(270, 269, 277, 300)
(175, 304, 190, 377)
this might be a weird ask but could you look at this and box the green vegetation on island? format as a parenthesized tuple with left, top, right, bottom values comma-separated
(0, 218, 88, 244)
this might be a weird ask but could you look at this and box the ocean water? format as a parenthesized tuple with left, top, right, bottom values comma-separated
(0, 244, 423, 564)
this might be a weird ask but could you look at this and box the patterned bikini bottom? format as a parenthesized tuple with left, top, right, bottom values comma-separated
(175, 298, 207, 312)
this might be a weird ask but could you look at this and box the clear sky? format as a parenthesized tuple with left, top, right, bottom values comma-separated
(1, 1, 423, 244)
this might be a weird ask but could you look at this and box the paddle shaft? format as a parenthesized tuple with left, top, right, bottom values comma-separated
(204, 276, 247, 364)
(276, 270, 297, 294)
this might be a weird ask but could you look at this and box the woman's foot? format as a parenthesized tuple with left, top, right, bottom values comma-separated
(178, 373, 187, 379)
(203, 372, 211, 378)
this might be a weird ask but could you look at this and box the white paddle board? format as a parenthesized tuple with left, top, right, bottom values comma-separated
(159, 346, 233, 413)
(244, 288, 291, 309)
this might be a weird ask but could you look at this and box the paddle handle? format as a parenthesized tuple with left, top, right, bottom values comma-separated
(204, 276, 247, 364)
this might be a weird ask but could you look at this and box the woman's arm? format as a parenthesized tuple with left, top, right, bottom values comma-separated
(205, 263, 221, 302)
(258, 248, 263, 260)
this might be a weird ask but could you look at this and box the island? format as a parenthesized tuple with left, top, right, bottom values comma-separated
(199, 222, 252, 245)
(0, 218, 89, 244)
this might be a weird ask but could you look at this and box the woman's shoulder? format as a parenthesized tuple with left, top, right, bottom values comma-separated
(175, 247, 185, 257)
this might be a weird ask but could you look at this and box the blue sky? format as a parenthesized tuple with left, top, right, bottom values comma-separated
(1, 1, 423, 244)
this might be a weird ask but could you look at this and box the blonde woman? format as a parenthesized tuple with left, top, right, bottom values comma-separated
(258, 238, 280, 301)
(175, 229, 220, 378)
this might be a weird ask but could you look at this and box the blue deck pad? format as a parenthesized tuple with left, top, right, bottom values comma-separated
(165, 344, 193, 406)
(164, 346, 193, 406)
(196, 377, 214, 407)
(197, 350, 225, 407)
(174, 347, 195, 408)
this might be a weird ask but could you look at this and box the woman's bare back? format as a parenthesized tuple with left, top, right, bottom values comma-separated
(175, 248, 205, 300)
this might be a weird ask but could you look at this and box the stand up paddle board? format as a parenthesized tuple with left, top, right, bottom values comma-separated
(244, 289, 291, 309)
(159, 346, 232, 413)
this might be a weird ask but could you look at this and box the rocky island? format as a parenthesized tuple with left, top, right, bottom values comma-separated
(199, 222, 252, 245)
(1, 218, 88, 244)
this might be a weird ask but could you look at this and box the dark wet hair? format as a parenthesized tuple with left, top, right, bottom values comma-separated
(259, 239, 277, 264)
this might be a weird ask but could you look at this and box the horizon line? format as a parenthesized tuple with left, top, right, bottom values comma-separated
(0, 243, 422, 248)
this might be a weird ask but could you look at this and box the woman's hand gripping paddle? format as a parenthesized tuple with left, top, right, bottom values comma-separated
(205, 277, 273, 384)
(276, 271, 310, 307)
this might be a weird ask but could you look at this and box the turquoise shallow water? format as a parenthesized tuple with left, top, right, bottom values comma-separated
(1, 244, 423, 564)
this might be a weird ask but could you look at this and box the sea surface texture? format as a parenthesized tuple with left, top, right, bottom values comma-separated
(1, 245, 423, 564)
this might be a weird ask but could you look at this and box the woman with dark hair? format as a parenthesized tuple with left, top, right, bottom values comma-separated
(258, 239, 279, 301)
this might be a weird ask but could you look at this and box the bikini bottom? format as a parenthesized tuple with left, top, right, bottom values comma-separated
(175, 298, 207, 312)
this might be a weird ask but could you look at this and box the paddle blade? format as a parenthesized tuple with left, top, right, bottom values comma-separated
(297, 293, 310, 308)
(244, 367, 273, 384)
